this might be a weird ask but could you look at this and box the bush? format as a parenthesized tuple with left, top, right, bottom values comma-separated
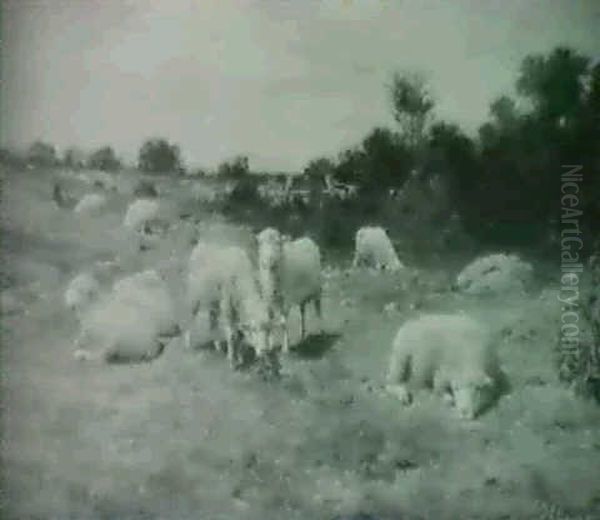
(27, 141, 57, 168)
(217, 156, 249, 179)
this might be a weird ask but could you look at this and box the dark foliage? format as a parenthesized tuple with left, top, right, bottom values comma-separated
(88, 146, 121, 171)
(138, 138, 183, 174)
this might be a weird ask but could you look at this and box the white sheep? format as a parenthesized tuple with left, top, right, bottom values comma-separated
(64, 261, 121, 320)
(123, 198, 162, 233)
(257, 228, 322, 353)
(187, 242, 270, 366)
(65, 272, 101, 320)
(456, 253, 533, 296)
(386, 313, 501, 419)
(74, 269, 179, 363)
(352, 226, 403, 271)
(111, 269, 179, 337)
(73, 193, 107, 215)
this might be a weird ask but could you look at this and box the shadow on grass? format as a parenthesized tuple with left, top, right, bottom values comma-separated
(290, 332, 342, 360)
(104, 342, 167, 365)
(477, 368, 513, 418)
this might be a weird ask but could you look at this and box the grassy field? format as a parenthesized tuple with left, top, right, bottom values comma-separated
(1, 166, 600, 520)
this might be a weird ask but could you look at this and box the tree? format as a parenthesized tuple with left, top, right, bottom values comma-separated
(426, 122, 478, 219)
(360, 127, 412, 189)
(27, 141, 57, 167)
(516, 47, 589, 124)
(334, 147, 366, 185)
(88, 146, 121, 171)
(138, 138, 182, 174)
(389, 72, 435, 151)
(304, 157, 334, 183)
(489, 95, 519, 130)
(217, 155, 249, 179)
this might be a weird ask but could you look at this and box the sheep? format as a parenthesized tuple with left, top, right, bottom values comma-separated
(386, 313, 501, 419)
(74, 269, 179, 363)
(256, 227, 322, 353)
(111, 270, 179, 337)
(352, 226, 403, 271)
(456, 253, 533, 296)
(64, 261, 121, 320)
(65, 272, 101, 320)
(123, 198, 162, 233)
(186, 242, 270, 366)
(73, 193, 107, 215)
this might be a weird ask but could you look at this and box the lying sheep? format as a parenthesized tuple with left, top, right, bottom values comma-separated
(64, 261, 121, 321)
(74, 269, 179, 363)
(111, 270, 179, 337)
(456, 253, 533, 296)
(65, 272, 101, 321)
(257, 228, 322, 353)
(352, 226, 403, 271)
(187, 242, 270, 366)
(386, 313, 501, 419)
(73, 193, 107, 215)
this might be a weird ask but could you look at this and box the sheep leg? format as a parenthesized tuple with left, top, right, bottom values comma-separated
(225, 325, 236, 367)
(314, 294, 323, 335)
(300, 302, 307, 341)
(209, 300, 221, 352)
(281, 314, 290, 354)
(433, 371, 454, 406)
(385, 350, 413, 405)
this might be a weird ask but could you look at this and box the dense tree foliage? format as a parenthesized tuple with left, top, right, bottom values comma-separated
(87, 146, 121, 171)
(304, 46, 599, 249)
(138, 138, 182, 174)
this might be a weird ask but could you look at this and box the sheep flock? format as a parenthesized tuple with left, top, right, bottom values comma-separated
(62, 180, 557, 421)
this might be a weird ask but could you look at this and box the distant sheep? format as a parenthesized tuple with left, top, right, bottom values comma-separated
(386, 313, 501, 419)
(187, 242, 270, 366)
(456, 253, 533, 296)
(123, 198, 162, 233)
(352, 226, 403, 271)
(257, 228, 322, 353)
(75, 269, 179, 363)
(73, 193, 107, 215)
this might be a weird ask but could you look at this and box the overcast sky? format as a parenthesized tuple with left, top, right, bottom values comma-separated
(1, 0, 598, 171)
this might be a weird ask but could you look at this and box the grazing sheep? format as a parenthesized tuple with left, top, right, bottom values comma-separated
(73, 193, 107, 215)
(352, 226, 403, 271)
(257, 227, 322, 353)
(386, 313, 501, 419)
(75, 269, 179, 363)
(187, 242, 270, 366)
(456, 253, 533, 296)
